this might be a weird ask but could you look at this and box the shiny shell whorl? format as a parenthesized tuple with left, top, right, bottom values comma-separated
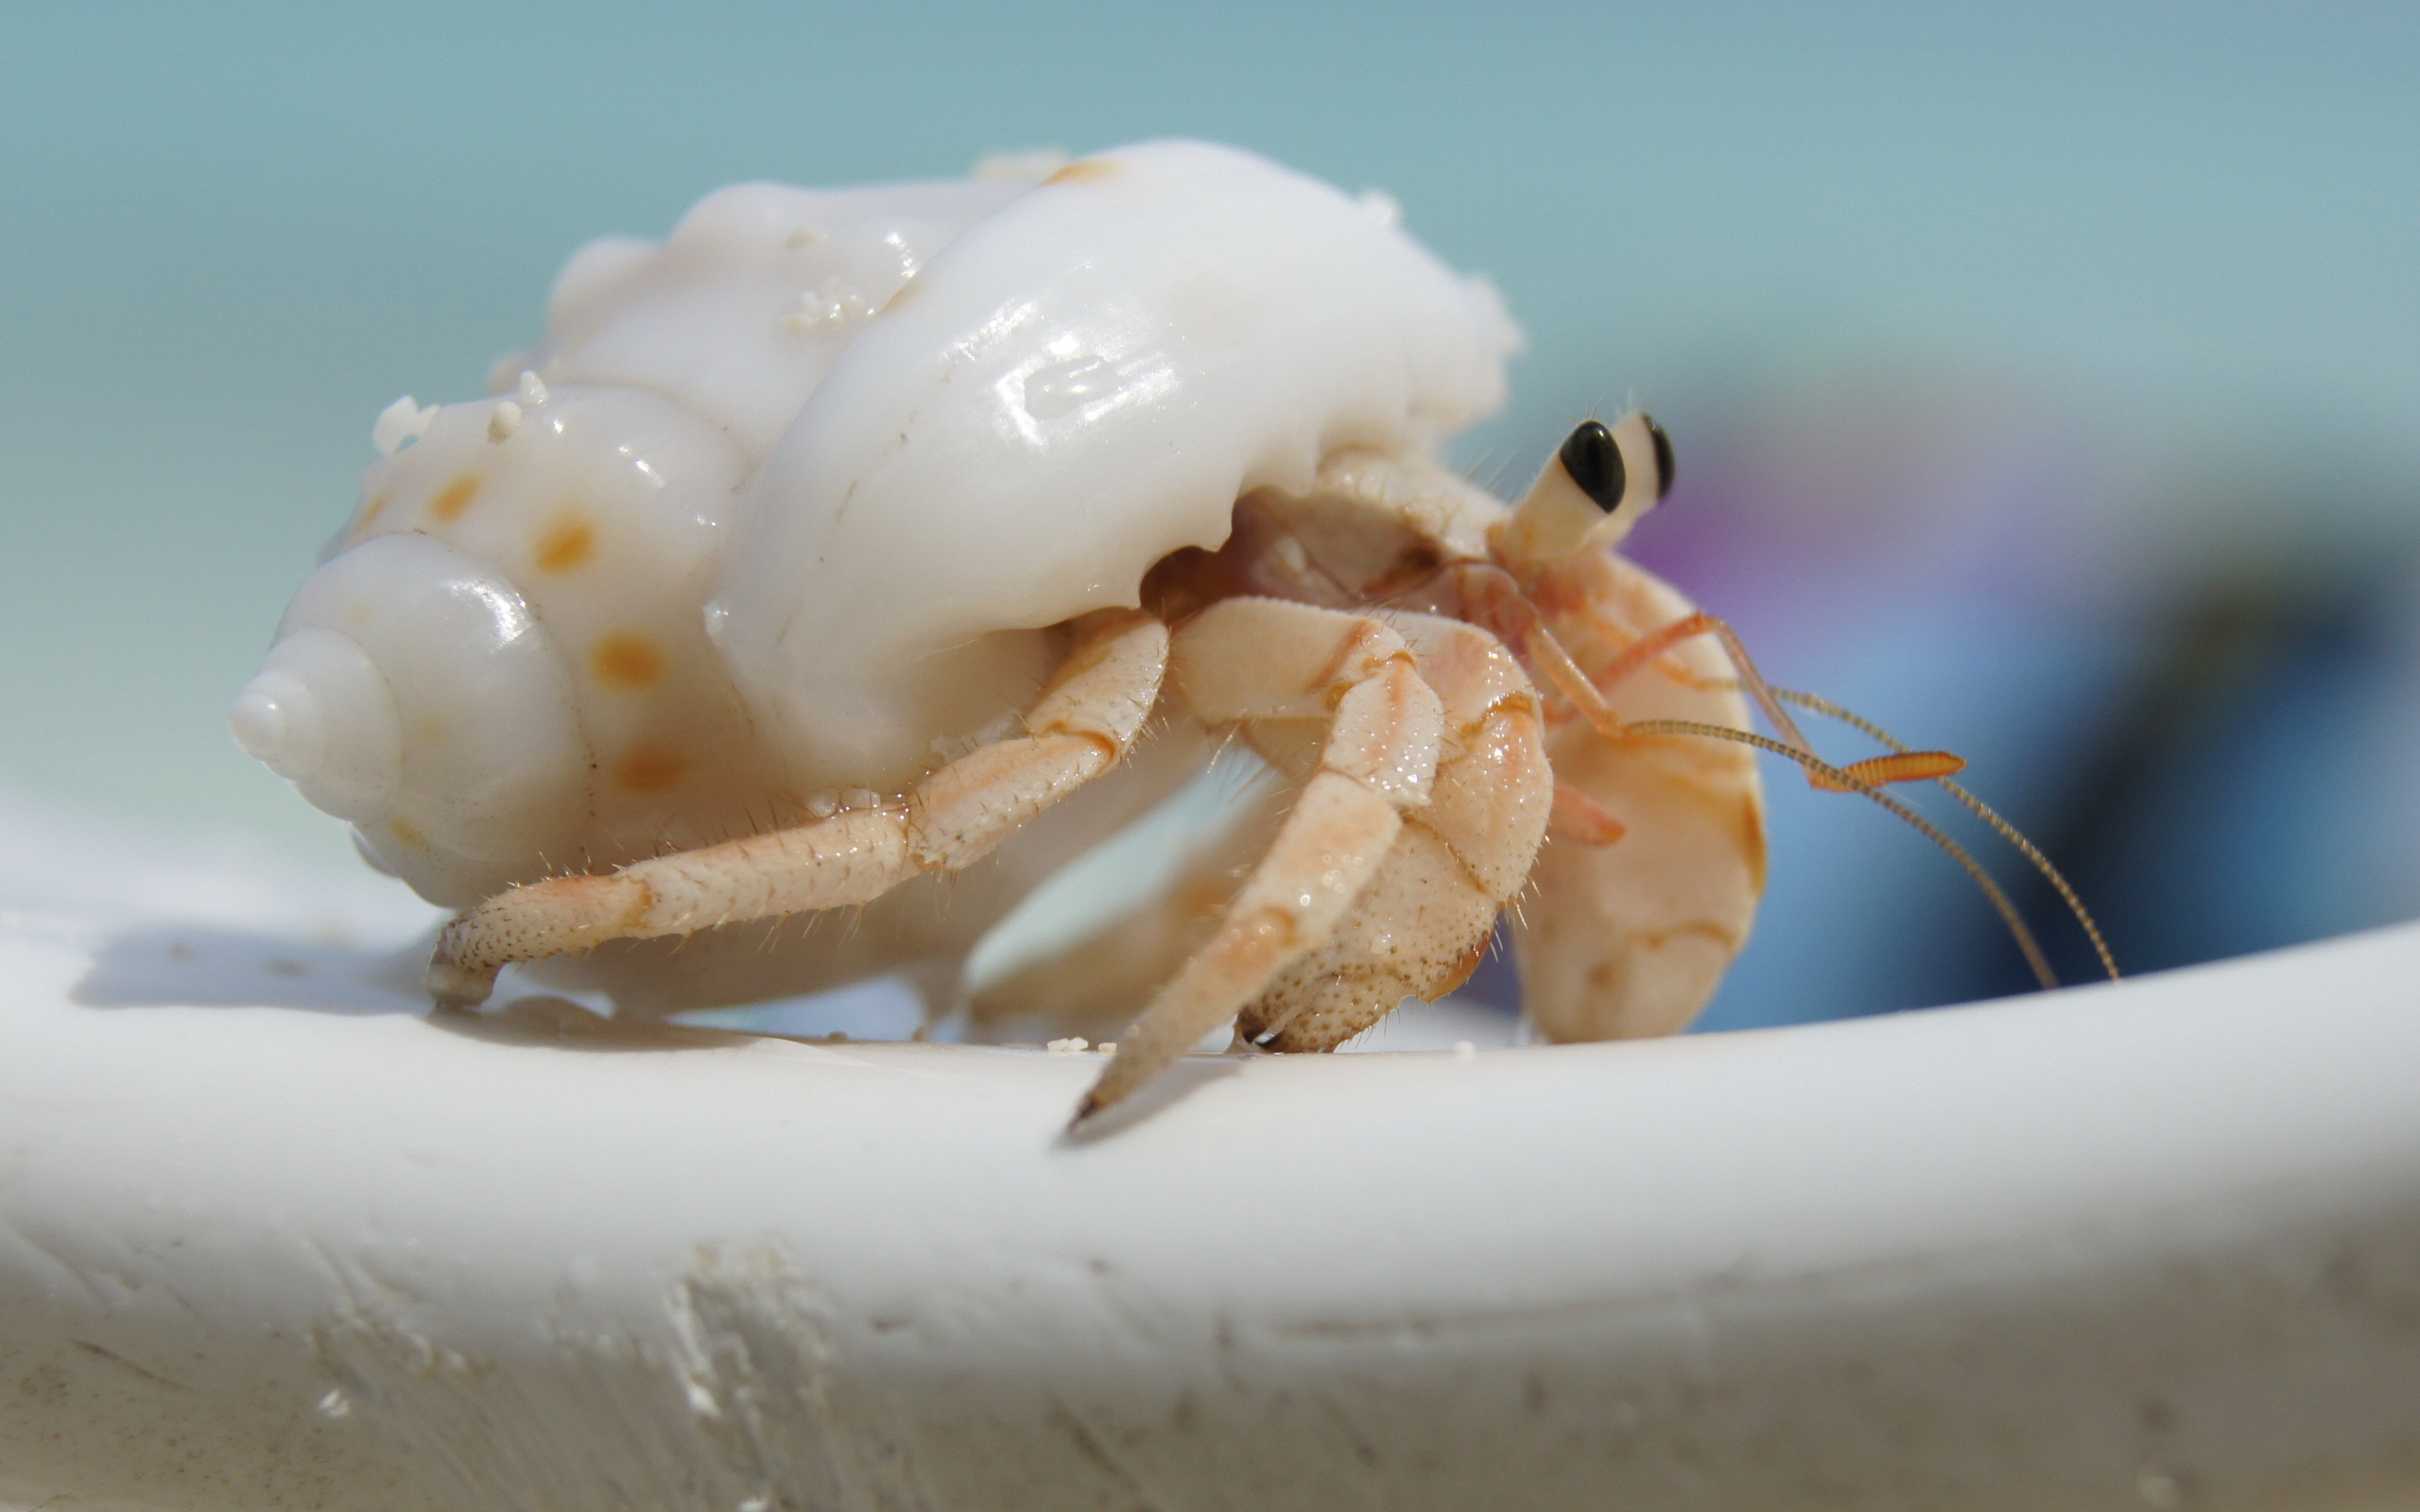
(713, 141, 1519, 781)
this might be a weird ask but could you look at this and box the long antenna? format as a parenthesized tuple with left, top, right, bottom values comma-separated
(1451, 560, 2095, 993)
(1765, 687, 2121, 984)
(1621, 716, 2061, 990)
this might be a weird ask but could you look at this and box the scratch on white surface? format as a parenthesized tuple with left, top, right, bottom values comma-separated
(666, 1241, 867, 1506)
(0, 1222, 112, 1310)
(1043, 1402, 1168, 1511)
(70, 1338, 190, 1392)
(308, 1241, 934, 1512)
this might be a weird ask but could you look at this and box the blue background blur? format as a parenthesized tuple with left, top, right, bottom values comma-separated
(5, 2, 2416, 1027)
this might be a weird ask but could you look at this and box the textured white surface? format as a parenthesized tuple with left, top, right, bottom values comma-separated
(3, 809, 2419, 1510)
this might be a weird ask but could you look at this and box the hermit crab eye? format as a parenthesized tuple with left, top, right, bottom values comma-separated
(1499, 410, 1679, 568)
(1603, 411, 1672, 505)
(1558, 420, 1627, 512)
(1645, 414, 1675, 499)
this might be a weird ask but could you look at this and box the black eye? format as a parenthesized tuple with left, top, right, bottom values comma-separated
(1644, 414, 1675, 499)
(1559, 421, 1626, 512)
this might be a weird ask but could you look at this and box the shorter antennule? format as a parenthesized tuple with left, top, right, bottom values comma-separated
(1808, 750, 1966, 792)
(1766, 686, 2121, 985)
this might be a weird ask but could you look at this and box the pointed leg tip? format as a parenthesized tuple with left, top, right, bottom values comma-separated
(424, 954, 499, 1010)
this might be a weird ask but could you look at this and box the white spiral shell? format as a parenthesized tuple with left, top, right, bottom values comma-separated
(235, 140, 1520, 907)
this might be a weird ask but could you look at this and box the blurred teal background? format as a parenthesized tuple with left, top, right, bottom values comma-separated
(5, 2, 2416, 1024)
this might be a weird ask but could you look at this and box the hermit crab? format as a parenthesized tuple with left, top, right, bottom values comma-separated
(233, 140, 2109, 1124)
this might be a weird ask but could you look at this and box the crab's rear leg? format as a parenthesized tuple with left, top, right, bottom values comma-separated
(1237, 611, 1553, 1053)
(1074, 599, 1445, 1123)
(425, 609, 1168, 1005)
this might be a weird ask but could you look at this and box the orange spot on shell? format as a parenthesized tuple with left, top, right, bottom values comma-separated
(590, 633, 666, 690)
(1043, 158, 1115, 185)
(353, 490, 392, 538)
(387, 817, 425, 848)
(614, 747, 688, 793)
(427, 475, 481, 522)
(532, 512, 596, 573)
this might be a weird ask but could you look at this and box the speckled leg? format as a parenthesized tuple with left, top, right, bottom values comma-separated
(1236, 611, 1553, 1052)
(1074, 598, 1445, 1123)
(426, 610, 1168, 1005)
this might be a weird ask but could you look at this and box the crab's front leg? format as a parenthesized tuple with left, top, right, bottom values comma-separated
(1074, 599, 1445, 1123)
(425, 609, 1168, 1005)
(1236, 611, 1553, 1052)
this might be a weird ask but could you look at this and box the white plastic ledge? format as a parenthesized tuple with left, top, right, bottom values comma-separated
(4, 888, 2419, 1511)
